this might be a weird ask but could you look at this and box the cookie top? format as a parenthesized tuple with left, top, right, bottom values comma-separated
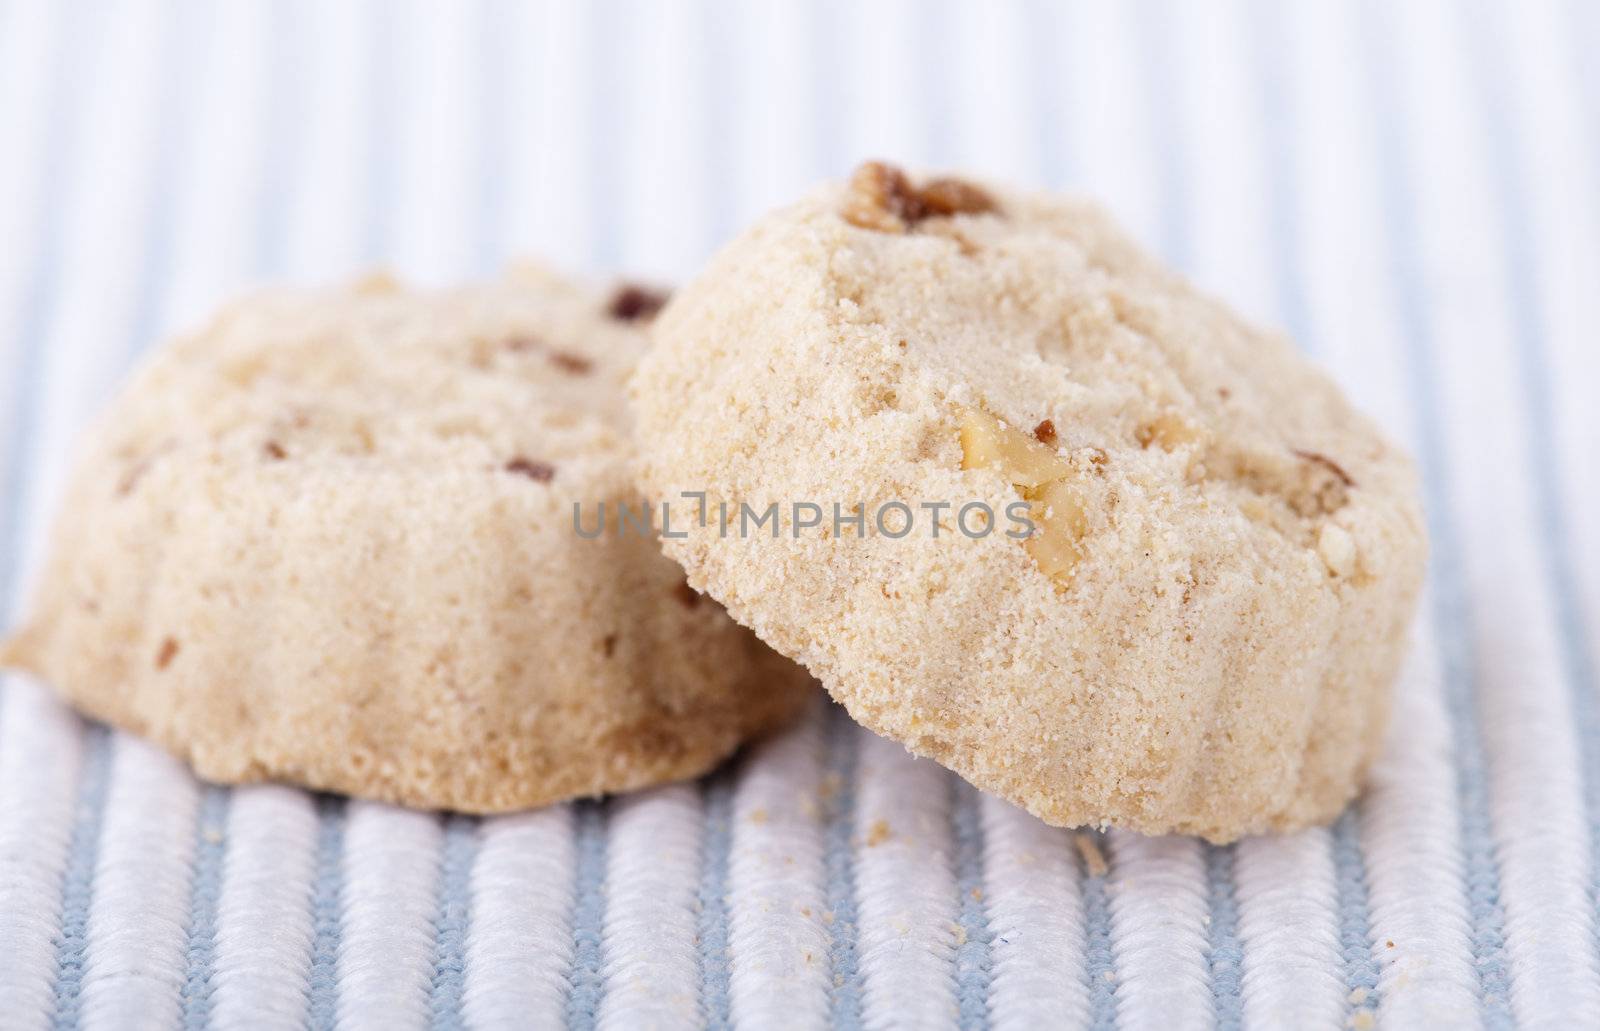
(2, 265, 811, 811)
(631, 163, 1427, 841)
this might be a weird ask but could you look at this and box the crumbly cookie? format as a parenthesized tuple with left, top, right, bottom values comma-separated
(1, 265, 812, 812)
(631, 163, 1427, 842)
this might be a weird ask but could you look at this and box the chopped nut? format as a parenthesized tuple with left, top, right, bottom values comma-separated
(1317, 523, 1357, 577)
(154, 637, 179, 670)
(918, 177, 997, 217)
(960, 408, 1090, 581)
(505, 458, 555, 482)
(842, 161, 922, 232)
(1033, 419, 1057, 445)
(959, 410, 1070, 488)
(549, 351, 592, 375)
(608, 284, 669, 321)
(841, 161, 998, 232)
(1023, 479, 1089, 580)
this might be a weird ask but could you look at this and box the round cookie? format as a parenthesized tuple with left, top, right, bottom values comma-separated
(1, 265, 812, 812)
(631, 163, 1427, 842)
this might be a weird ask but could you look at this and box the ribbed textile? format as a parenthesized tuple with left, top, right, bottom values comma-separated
(0, 1, 1596, 1027)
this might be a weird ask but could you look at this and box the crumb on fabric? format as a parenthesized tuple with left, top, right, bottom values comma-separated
(1074, 832, 1108, 877)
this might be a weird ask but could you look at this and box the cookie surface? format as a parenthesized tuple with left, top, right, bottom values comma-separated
(2, 266, 811, 811)
(631, 164, 1427, 842)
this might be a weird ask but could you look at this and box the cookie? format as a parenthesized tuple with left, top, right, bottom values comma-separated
(630, 163, 1427, 842)
(1, 265, 812, 812)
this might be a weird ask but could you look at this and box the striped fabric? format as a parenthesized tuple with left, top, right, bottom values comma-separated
(0, 0, 1595, 1027)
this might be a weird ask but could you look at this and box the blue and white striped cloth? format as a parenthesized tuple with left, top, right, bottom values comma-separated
(0, 0, 1596, 1026)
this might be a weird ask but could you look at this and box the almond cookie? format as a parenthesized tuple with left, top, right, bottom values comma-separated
(1, 265, 812, 812)
(631, 163, 1427, 842)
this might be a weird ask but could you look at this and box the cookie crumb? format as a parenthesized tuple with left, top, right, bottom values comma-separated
(601, 634, 618, 658)
(1073, 832, 1109, 877)
(154, 637, 179, 670)
(608, 285, 669, 322)
(865, 818, 891, 847)
(263, 440, 287, 460)
(504, 335, 539, 353)
(505, 457, 555, 482)
(1033, 419, 1057, 445)
(674, 581, 702, 609)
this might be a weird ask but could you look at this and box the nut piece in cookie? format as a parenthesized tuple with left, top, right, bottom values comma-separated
(841, 160, 999, 233)
(958, 409, 1088, 582)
